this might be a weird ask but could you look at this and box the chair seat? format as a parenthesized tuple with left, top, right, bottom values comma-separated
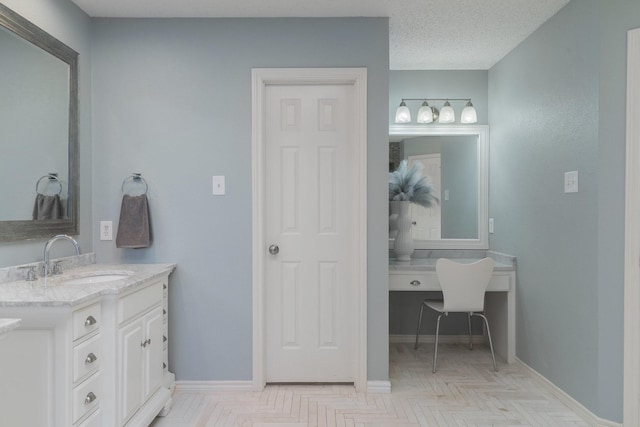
(423, 300, 444, 312)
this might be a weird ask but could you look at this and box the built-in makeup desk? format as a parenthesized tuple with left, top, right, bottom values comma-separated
(389, 256, 516, 363)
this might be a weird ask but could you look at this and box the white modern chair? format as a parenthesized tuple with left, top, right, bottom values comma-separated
(414, 257, 497, 373)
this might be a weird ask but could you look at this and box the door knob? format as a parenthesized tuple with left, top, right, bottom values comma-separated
(268, 244, 279, 255)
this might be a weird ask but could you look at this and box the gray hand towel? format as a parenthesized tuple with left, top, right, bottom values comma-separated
(32, 194, 63, 220)
(116, 194, 152, 248)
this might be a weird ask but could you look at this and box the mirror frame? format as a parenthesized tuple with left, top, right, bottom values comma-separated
(389, 124, 489, 250)
(0, 4, 79, 241)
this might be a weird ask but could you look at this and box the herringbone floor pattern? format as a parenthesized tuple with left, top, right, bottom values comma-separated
(150, 343, 591, 426)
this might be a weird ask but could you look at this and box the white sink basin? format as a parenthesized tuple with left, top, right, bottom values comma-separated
(60, 272, 133, 285)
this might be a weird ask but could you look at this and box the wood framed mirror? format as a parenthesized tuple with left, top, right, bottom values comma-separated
(0, 4, 79, 241)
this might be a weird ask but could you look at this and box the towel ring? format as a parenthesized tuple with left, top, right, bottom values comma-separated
(35, 173, 63, 195)
(121, 173, 148, 195)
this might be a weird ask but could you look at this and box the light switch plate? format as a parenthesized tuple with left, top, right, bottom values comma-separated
(489, 218, 494, 234)
(100, 221, 113, 241)
(212, 176, 226, 195)
(564, 171, 578, 193)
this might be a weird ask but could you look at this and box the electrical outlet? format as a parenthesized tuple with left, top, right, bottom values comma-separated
(564, 171, 578, 193)
(100, 221, 113, 241)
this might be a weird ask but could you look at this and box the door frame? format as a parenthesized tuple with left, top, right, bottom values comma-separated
(251, 68, 368, 391)
(624, 28, 640, 426)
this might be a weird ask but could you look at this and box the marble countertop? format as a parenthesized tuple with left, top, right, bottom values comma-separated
(0, 263, 176, 308)
(389, 258, 515, 271)
(0, 318, 21, 335)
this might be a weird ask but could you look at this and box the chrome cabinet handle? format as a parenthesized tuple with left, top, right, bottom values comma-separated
(141, 338, 151, 348)
(163, 335, 167, 343)
(163, 362, 167, 369)
(85, 353, 97, 365)
(268, 244, 279, 255)
(410, 280, 421, 286)
(84, 316, 97, 327)
(84, 392, 97, 405)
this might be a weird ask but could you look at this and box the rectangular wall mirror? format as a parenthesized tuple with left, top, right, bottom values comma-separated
(0, 4, 79, 241)
(389, 125, 489, 250)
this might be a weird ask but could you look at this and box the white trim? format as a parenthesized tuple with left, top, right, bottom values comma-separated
(175, 381, 254, 392)
(366, 380, 391, 394)
(516, 359, 622, 427)
(624, 28, 640, 427)
(251, 68, 368, 392)
(388, 125, 489, 250)
(390, 334, 487, 345)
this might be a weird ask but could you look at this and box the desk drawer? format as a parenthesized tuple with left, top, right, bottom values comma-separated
(487, 273, 511, 291)
(389, 272, 439, 291)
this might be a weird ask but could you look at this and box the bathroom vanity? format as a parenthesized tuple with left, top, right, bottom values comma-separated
(389, 254, 516, 363)
(0, 258, 175, 427)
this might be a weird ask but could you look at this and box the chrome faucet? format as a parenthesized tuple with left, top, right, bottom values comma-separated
(43, 234, 80, 277)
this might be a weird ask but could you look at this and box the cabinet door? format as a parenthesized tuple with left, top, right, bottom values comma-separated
(144, 306, 164, 397)
(119, 320, 143, 424)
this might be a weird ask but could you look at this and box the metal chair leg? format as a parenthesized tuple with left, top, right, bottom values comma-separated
(474, 313, 497, 372)
(432, 313, 444, 373)
(467, 312, 473, 351)
(414, 302, 426, 349)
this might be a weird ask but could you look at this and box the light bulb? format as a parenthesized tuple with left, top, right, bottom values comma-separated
(438, 101, 455, 123)
(460, 101, 477, 124)
(416, 101, 433, 123)
(395, 101, 411, 123)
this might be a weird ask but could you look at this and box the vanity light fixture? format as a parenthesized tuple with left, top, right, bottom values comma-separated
(394, 98, 477, 124)
(394, 100, 411, 123)
(460, 100, 478, 124)
(438, 100, 455, 123)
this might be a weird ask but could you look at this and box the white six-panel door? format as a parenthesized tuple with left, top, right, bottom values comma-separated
(264, 83, 355, 382)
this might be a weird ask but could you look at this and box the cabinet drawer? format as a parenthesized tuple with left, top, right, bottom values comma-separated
(73, 372, 100, 423)
(487, 273, 511, 291)
(77, 408, 101, 427)
(389, 272, 438, 291)
(118, 281, 163, 324)
(73, 333, 101, 382)
(73, 302, 101, 341)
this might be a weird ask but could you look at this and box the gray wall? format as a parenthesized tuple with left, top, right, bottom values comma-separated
(0, 0, 92, 266)
(489, 0, 637, 421)
(90, 18, 390, 382)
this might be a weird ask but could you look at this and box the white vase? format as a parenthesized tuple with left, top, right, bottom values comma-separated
(389, 201, 400, 239)
(393, 201, 414, 261)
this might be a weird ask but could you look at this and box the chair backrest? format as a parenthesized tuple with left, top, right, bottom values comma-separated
(436, 257, 495, 312)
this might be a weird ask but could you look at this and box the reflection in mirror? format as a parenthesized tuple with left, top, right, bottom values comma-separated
(389, 125, 488, 250)
(391, 135, 478, 240)
(0, 3, 79, 241)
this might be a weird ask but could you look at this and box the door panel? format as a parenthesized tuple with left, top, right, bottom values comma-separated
(265, 84, 355, 382)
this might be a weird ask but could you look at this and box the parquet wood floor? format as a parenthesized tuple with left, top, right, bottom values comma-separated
(150, 343, 591, 426)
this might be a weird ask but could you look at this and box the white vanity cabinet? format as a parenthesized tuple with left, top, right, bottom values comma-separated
(116, 280, 166, 425)
(0, 263, 175, 427)
(0, 298, 103, 427)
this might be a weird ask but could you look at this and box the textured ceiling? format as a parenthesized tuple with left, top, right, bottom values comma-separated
(71, 0, 570, 70)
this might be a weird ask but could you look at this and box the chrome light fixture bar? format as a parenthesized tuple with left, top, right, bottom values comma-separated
(394, 98, 477, 124)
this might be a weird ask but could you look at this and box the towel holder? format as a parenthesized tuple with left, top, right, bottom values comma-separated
(35, 173, 63, 195)
(121, 173, 148, 195)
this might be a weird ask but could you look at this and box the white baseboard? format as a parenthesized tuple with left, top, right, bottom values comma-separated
(176, 380, 391, 395)
(175, 380, 254, 392)
(390, 334, 486, 345)
(516, 358, 622, 427)
(367, 380, 391, 394)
